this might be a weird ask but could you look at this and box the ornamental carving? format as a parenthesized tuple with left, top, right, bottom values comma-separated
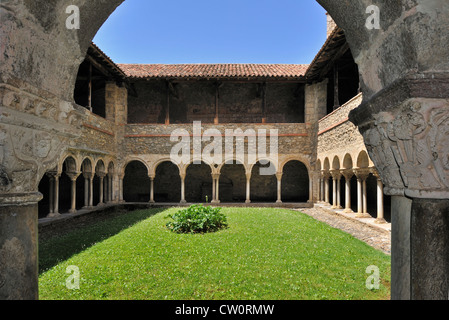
(362, 99, 449, 198)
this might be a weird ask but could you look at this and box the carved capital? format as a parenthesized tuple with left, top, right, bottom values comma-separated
(330, 169, 342, 180)
(340, 169, 354, 180)
(353, 168, 370, 181)
(359, 98, 449, 199)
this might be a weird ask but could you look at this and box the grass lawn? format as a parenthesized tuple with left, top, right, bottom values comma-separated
(38, 207, 391, 300)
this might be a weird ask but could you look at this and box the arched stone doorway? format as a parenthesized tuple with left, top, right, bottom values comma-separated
(281, 160, 309, 202)
(185, 162, 213, 203)
(250, 161, 277, 203)
(219, 163, 246, 203)
(154, 161, 181, 203)
(123, 160, 150, 202)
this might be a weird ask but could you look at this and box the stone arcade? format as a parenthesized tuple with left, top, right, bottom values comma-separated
(1, 0, 449, 300)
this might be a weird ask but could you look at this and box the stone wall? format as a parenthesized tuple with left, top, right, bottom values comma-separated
(127, 80, 305, 124)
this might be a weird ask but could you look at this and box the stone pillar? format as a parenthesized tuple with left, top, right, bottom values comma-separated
(354, 168, 370, 218)
(46, 172, 61, 218)
(318, 176, 323, 203)
(211, 174, 220, 204)
(180, 174, 186, 204)
(103, 176, 108, 203)
(341, 170, 354, 213)
(322, 171, 331, 205)
(66, 172, 80, 214)
(330, 170, 342, 209)
(0, 193, 42, 300)
(107, 174, 113, 203)
(276, 172, 283, 204)
(98, 173, 105, 205)
(118, 174, 125, 203)
(149, 176, 155, 203)
(320, 173, 325, 203)
(82, 172, 93, 209)
(216, 174, 220, 204)
(372, 170, 386, 224)
(245, 172, 251, 204)
(89, 175, 94, 207)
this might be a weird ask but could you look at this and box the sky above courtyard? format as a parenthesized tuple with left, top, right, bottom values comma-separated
(93, 0, 328, 65)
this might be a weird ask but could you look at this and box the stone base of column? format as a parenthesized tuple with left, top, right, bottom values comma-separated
(276, 200, 283, 204)
(179, 200, 186, 204)
(355, 212, 371, 218)
(374, 218, 387, 224)
(245, 200, 251, 204)
(68, 209, 77, 214)
(343, 208, 353, 213)
(46, 212, 61, 218)
(211, 200, 220, 204)
(149, 200, 156, 204)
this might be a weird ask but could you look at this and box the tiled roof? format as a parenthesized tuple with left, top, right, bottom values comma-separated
(118, 63, 309, 80)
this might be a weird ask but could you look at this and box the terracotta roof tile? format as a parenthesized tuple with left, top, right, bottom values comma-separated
(118, 63, 308, 80)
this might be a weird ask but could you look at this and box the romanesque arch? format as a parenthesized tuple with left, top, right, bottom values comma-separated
(123, 160, 150, 202)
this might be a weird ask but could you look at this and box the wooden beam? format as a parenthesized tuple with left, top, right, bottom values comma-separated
(88, 61, 92, 111)
(165, 81, 170, 125)
(333, 64, 340, 110)
(262, 82, 267, 123)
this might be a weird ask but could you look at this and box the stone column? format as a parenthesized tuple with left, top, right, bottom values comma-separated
(48, 174, 54, 214)
(82, 172, 93, 209)
(149, 175, 155, 204)
(66, 172, 80, 214)
(318, 175, 323, 203)
(341, 170, 354, 213)
(46, 172, 60, 218)
(97, 173, 105, 205)
(215, 174, 221, 204)
(0, 192, 42, 300)
(330, 170, 342, 209)
(245, 172, 251, 204)
(372, 170, 386, 224)
(180, 174, 186, 204)
(211, 174, 220, 204)
(276, 172, 283, 204)
(353, 168, 371, 218)
(322, 171, 331, 205)
(107, 174, 113, 203)
(320, 173, 325, 203)
(118, 174, 125, 203)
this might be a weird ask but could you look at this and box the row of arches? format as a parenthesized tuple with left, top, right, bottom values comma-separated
(38, 155, 117, 219)
(123, 160, 310, 204)
(38, 156, 311, 218)
(316, 150, 372, 172)
(316, 151, 390, 223)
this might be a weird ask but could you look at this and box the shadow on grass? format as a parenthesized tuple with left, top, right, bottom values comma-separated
(38, 207, 167, 275)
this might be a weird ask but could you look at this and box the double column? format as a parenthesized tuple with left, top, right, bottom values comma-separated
(353, 168, 370, 218)
(341, 169, 354, 213)
(66, 171, 81, 214)
(330, 170, 342, 209)
(211, 173, 220, 204)
(82, 172, 94, 209)
(46, 171, 61, 218)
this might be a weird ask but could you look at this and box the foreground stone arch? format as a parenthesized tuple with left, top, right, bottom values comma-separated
(1, 0, 449, 300)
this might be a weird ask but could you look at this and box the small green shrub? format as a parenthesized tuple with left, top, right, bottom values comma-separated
(166, 204, 228, 234)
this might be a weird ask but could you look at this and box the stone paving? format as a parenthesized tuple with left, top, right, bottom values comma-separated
(298, 204, 391, 255)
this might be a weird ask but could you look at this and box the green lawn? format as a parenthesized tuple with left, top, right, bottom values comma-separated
(38, 207, 390, 300)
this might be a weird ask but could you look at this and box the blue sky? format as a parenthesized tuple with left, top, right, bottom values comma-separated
(93, 0, 327, 65)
